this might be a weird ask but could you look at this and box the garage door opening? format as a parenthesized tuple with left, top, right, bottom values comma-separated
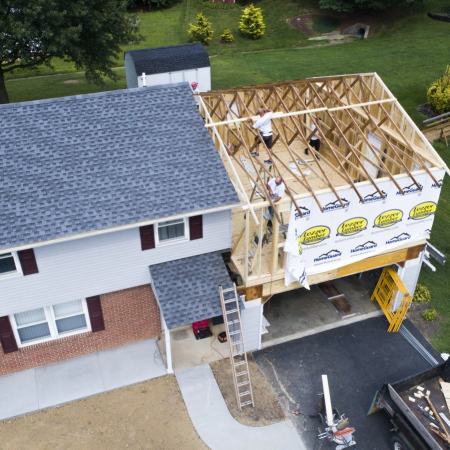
(261, 271, 382, 347)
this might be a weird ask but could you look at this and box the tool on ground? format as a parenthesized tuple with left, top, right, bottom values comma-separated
(317, 374, 356, 449)
(218, 283, 254, 410)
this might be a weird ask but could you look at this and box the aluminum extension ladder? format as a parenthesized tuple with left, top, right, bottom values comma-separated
(218, 283, 254, 410)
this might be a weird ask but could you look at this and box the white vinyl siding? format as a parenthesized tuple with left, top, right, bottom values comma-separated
(137, 67, 211, 92)
(12, 300, 90, 347)
(0, 210, 232, 316)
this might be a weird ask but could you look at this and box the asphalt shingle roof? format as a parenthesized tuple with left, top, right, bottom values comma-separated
(0, 83, 238, 250)
(149, 251, 232, 329)
(126, 44, 210, 76)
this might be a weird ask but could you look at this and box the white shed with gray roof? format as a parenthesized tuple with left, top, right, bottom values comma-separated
(125, 44, 211, 92)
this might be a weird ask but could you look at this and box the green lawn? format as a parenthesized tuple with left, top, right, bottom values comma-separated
(419, 140, 450, 351)
(4, 0, 450, 348)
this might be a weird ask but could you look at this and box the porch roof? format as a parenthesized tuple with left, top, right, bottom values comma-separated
(149, 251, 232, 329)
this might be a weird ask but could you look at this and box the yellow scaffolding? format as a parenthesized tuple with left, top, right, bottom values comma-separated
(371, 267, 413, 332)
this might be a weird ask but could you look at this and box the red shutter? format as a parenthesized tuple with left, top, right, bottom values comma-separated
(0, 316, 18, 353)
(189, 215, 203, 240)
(139, 225, 155, 250)
(86, 296, 105, 332)
(18, 249, 39, 275)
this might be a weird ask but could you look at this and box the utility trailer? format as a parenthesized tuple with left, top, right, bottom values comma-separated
(370, 360, 450, 450)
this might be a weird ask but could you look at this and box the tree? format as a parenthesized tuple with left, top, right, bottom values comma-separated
(318, 0, 423, 12)
(239, 4, 265, 40)
(187, 13, 214, 45)
(0, 0, 140, 103)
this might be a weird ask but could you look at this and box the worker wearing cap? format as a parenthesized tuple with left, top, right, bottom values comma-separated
(252, 108, 274, 157)
(265, 176, 285, 222)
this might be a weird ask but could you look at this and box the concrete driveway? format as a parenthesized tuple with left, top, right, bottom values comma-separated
(0, 339, 165, 421)
(254, 317, 441, 450)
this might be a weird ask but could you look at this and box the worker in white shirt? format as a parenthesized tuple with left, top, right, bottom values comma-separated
(305, 121, 321, 155)
(251, 108, 273, 158)
(264, 176, 285, 222)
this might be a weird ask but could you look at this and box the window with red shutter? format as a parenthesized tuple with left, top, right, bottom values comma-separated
(189, 215, 203, 240)
(140, 225, 155, 250)
(86, 296, 105, 332)
(0, 316, 18, 353)
(17, 249, 39, 275)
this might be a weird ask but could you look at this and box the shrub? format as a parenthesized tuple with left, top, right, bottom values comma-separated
(421, 308, 438, 321)
(427, 67, 450, 114)
(239, 4, 265, 40)
(413, 283, 432, 303)
(187, 12, 214, 45)
(220, 28, 235, 43)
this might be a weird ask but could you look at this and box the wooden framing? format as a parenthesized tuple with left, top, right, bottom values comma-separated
(199, 73, 448, 290)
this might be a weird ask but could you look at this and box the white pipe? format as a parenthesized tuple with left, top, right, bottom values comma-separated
(322, 374, 334, 427)
(142, 72, 147, 87)
(423, 258, 436, 272)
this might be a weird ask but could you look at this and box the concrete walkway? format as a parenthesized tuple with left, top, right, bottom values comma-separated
(176, 364, 306, 450)
(0, 339, 165, 421)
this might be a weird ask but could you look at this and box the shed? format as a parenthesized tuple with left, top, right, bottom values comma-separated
(125, 43, 211, 92)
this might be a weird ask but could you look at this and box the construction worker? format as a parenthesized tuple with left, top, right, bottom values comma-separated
(251, 108, 273, 158)
(264, 176, 285, 222)
(305, 120, 321, 155)
(191, 81, 200, 108)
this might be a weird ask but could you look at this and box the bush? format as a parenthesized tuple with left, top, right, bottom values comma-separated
(413, 283, 432, 303)
(421, 308, 438, 321)
(427, 67, 450, 114)
(220, 28, 235, 43)
(187, 12, 214, 45)
(239, 4, 265, 40)
(127, 0, 180, 10)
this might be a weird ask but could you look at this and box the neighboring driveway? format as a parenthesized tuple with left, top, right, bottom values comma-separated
(254, 317, 441, 450)
(0, 339, 165, 420)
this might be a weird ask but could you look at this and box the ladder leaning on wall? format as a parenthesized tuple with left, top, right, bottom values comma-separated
(218, 283, 255, 410)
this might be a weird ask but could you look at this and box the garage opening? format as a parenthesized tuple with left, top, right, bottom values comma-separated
(261, 271, 382, 347)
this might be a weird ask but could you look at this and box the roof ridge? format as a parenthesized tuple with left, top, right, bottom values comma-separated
(0, 82, 191, 110)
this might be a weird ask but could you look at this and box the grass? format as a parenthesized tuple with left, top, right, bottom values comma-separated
(4, 0, 450, 347)
(419, 140, 450, 351)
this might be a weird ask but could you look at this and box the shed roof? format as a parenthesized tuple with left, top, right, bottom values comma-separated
(0, 83, 238, 251)
(126, 44, 210, 76)
(149, 251, 232, 329)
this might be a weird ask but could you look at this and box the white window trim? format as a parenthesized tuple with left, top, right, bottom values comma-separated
(155, 217, 189, 247)
(10, 299, 91, 348)
(0, 251, 23, 280)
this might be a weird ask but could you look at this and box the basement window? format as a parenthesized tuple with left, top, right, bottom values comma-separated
(157, 218, 187, 244)
(11, 300, 91, 346)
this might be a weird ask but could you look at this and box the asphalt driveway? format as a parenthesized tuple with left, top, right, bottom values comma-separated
(254, 317, 441, 450)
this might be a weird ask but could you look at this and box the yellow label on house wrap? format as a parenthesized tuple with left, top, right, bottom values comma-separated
(409, 201, 436, 220)
(337, 217, 368, 236)
(298, 225, 330, 246)
(373, 209, 403, 228)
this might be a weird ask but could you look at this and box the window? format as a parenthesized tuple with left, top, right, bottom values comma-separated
(0, 252, 17, 275)
(53, 300, 87, 334)
(12, 300, 90, 346)
(157, 218, 187, 243)
(14, 308, 51, 344)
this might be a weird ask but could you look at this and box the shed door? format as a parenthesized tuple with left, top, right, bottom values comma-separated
(363, 132, 382, 179)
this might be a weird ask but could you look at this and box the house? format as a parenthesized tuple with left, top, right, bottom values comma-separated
(0, 83, 238, 375)
(124, 43, 211, 92)
(0, 72, 447, 378)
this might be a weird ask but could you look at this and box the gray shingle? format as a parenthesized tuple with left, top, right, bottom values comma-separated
(149, 251, 232, 329)
(0, 83, 239, 250)
(126, 44, 210, 76)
